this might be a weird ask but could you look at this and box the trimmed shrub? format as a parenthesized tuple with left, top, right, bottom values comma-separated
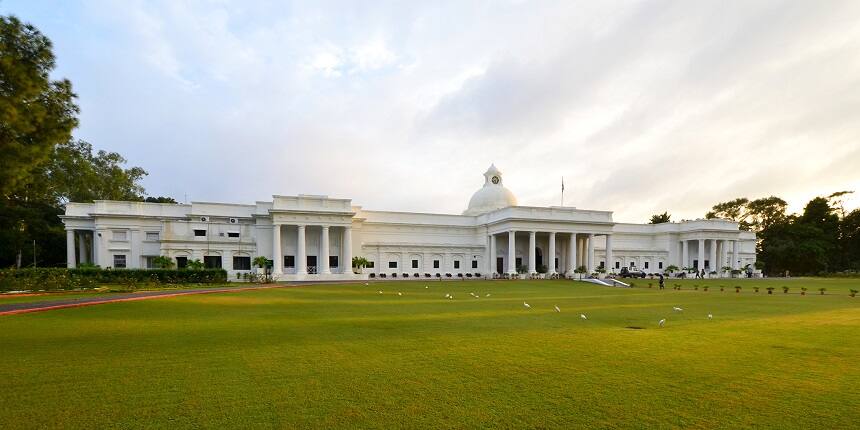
(0, 268, 227, 292)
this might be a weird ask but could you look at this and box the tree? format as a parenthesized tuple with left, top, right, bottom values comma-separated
(706, 198, 750, 229)
(1, 16, 79, 197)
(746, 196, 787, 231)
(152, 255, 174, 269)
(649, 212, 671, 224)
(144, 196, 177, 203)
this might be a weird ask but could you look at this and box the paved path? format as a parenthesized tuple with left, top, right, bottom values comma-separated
(0, 284, 290, 316)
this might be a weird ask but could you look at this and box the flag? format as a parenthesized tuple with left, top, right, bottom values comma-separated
(561, 177, 565, 192)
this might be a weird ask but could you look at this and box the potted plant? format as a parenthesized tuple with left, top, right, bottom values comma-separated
(664, 265, 679, 275)
(766, 287, 774, 294)
(648, 282, 653, 288)
(721, 266, 732, 278)
(703, 285, 709, 292)
(800, 287, 807, 296)
(720, 285, 725, 292)
(674, 284, 681, 291)
(693, 284, 699, 291)
(850, 289, 858, 298)
(574, 265, 587, 280)
(753, 286, 760, 293)
(818, 287, 826, 295)
(782, 286, 789, 294)
(351, 256, 370, 274)
(252, 256, 270, 283)
(735, 286, 742, 293)
(369, 273, 376, 278)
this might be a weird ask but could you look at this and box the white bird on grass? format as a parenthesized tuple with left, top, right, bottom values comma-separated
(425, 286, 429, 289)
(554, 306, 561, 313)
(485, 293, 491, 297)
(673, 306, 684, 312)
(378, 291, 383, 294)
(580, 314, 588, 320)
(445, 293, 450, 298)
(364, 282, 369, 286)
(398, 292, 402, 296)
(708, 313, 713, 320)
(659, 319, 666, 327)
(523, 302, 531, 309)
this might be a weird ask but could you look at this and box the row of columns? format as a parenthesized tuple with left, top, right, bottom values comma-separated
(272, 224, 352, 275)
(66, 229, 95, 268)
(680, 238, 741, 271)
(490, 231, 608, 275)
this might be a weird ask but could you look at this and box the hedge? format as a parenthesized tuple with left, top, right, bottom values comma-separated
(0, 268, 228, 292)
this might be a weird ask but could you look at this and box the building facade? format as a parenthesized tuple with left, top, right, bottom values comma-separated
(60, 165, 757, 280)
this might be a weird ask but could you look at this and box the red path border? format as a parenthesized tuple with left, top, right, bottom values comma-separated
(0, 284, 292, 316)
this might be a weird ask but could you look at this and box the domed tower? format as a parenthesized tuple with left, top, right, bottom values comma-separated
(463, 164, 518, 215)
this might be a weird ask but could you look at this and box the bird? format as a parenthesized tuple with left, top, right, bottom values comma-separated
(673, 307, 683, 312)
(554, 306, 561, 313)
(580, 314, 588, 320)
(444, 293, 450, 298)
(364, 282, 369, 286)
(659, 319, 666, 327)
(485, 293, 491, 297)
(398, 292, 402, 296)
(523, 302, 531, 309)
(378, 291, 383, 294)
(425, 286, 429, 289)
(470, 292, 476, 297)
(708, 313, 713, 320)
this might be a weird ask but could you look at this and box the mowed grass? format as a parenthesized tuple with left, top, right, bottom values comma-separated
(1, 279, 858, 429)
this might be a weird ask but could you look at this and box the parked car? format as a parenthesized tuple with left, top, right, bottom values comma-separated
(619, 267, 646, 278)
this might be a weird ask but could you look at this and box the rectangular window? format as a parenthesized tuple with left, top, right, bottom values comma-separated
(367, 261, 374, 268)
(454, 260, 460, 269)
(615, 261, 620, 269)
(412, 259, 419, 269)
(233, 256, 251, 271)
(112, 230, 127, 241)
(433, 260, 440, 269)
(284, 255, 295, 268)
(515, 257, 522, 268)
(227, 232, 240, 238)
(472, 260, 478, 269)
(144, 256, 156, 269)
(176, 256, 187, 269)
(659, 262, 663, 269)
(599, 261, 605, 269)
(194, 229, 206, 237)
(204, 256, 222, 269)
(329, 256, 339, 268)
(113, 254, 127, 268)
(705, 260, 710, 269)
(630, 262, 635, 268)
(644, 261, 650, 269)
(388, 261, 397, 269)
(145, 232, 159, 241)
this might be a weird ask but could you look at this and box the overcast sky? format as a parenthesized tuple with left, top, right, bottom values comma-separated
(5, 0, 860, 222)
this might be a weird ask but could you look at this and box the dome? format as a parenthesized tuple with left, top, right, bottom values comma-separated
(463, 164, 518, 215)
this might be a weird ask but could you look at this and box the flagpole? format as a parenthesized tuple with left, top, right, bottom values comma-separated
(561, 177, 564, 207)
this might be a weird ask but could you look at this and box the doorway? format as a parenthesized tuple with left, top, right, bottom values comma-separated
(307, 255, 317, 274)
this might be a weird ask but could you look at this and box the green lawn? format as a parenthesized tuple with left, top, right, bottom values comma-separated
(1, 279, 858, 429)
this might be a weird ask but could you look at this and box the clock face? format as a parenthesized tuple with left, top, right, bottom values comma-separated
(491, 176, 500, 184)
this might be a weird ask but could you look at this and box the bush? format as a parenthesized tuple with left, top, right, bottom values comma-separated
(850, 289, 858, 297)
(766, 287, 774, 294)
(0, 268, 228, 292)
(424, 273, 431, 278)
(369, 273, 376, 278)
(782, 286, 789, 294)
(413, 273, 420, 278)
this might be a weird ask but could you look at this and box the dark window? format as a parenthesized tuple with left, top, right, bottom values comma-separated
(329, 256, 339, 268)
(367, 261, 374, 268)
(433, 260, 440, 269)
(693, 259, 699, 269)
(659, 261, 663, 269)
(629, 262, 634, 268)
(554, 258, 559, 269)
(176, 256, 188, 269)
(471, 260, 478, 269)
(599, 261, 605, 269)
(516, 257, 522, 267)
(615, 261, 620, 269)
(194, 229, 206, 237)
(113, 254, 127, 268)
(204, 256, 222, 269)
(227, 232, 240, 238)
(284, 255, 295, 268)
(412, 259, 418, 269)
(454, 260, 460, 269)
(705, 260, 710, 269)
(233, 256, 251, 270)
(388, 261, 397, 269)
(644, 261, 649, 269)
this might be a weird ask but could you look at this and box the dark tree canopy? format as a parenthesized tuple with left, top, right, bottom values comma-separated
(0, 15, 79, 197)
(144, 196, 177, 203)
(649, 212, 671, 224)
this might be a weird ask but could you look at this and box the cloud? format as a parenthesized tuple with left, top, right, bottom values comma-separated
(4, 0, 860, 221)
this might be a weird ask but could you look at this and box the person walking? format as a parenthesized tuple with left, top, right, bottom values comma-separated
(658, 273, 665, 290)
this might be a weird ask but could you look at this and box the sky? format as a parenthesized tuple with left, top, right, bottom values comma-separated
(4, 0, 860, 222)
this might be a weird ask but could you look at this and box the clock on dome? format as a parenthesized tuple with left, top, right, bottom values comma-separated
(491, 176, 500, 184)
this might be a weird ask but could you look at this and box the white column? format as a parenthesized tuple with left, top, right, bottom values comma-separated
(587, 233, 595, 272)
(272, 224, 283, 274)
(568, 233, 577, 275)
(296, 225, 307, 275)
(605, 234, 613, 273)
(320, 226, 331, 274)
(681, 240, 688, 268)
(721, 240, 729, 275)
(709, 239, 717, 274)
(93, 230, 102, 267)
(507, 231, 516, 275)
(489, 234, 496, 274)
(698, 238, 705, 272)
(732, 240, 739, 270)
(547, 232, 556, 275)
(528, 231, 536, 274)
(342, 226, 352, 274)
(77, 232, 87, 264)
(130, 230, 141, 268)
(66, 229, 76, 268)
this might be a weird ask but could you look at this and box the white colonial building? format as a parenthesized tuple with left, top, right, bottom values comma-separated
(60, 165, 757, 281)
